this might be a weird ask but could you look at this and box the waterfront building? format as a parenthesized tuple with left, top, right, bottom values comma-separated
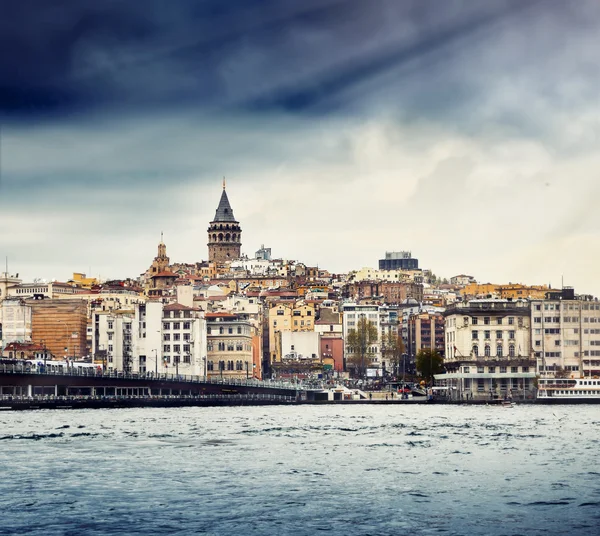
(30, 298, 88, 360)
(93, 310, 135, 372)
(206, 312, 256, 379)
(440, 299, 535, 399)
(208, 181, 242, 263)
(531, 288, 600, 379)
(268, 301, 315, 365)
(344, 280, 423, 305)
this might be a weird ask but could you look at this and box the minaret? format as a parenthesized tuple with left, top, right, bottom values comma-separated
(207, 179, 242, 263)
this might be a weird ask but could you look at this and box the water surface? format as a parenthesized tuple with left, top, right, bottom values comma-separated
(1, 405, 598, 535)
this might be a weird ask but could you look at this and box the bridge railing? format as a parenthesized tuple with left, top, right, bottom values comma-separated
(0, 393, 297, 403)
(0, 363, 312, 391)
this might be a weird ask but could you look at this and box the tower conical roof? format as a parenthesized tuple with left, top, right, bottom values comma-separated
(213, 188, 236, 222)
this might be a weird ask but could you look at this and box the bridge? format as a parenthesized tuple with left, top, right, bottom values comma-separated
(0, 364, 306, 409)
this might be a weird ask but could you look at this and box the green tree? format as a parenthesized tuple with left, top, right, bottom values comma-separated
(415, 348, 444, 384)
(381, 331, 406, 377)
(346, 317, 379, 379)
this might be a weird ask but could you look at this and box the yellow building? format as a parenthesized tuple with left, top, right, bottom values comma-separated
(498, 284, 552, 300)
(463, 282, 554, 300)
(268, 301, 315, 364)
(69, 273, 99, 290)
(462, 283, 500, 297)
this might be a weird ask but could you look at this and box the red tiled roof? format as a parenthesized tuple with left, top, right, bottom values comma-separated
(151, 271, 178, 278)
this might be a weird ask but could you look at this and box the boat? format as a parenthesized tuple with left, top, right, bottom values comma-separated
(502, 400, 515, 408)
(537, 377, 600, 403)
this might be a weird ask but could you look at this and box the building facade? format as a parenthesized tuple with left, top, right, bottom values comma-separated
(440, 299, 535, 399)
(206, 313, 255, 379)
(531, 289, 600, 379)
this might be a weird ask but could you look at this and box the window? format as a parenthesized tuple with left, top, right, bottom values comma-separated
(472, 331, 478, 340)
(496, 345, 502, 357)
(108, 333, 113, 341)
(183, 344, 190, 353)
(108, 321, 114, 330)
(477, 366, 484, 373)
(472, 317, 478, 325)
(535, 340, 541, 347)
(183, 333, 190, 341)
(163, 322, 169, 330)
(236, 343, 243, 351)
(509, 331, 515, 339)
(508, 317, 514, 325)
(108, 344, 113, 352)
(208, 361, 214, 371)
(522, 366, 529, 373)
(163, 344, 170, 352)
(484, 331, 491, 340)
(463, 366, 470, 373)
(472, 345, 479, 357)
(174, 345, 180, 353)
(218, 342, 225, 351)
(163, 334, 170, 341)
(173, 333, 180, 341)
(228, 327, 233, 334)
(511, 367, 518, 373)
(484, 317, 490, 325)
(500, 366, 507, 373)
(237, 326, 242, 334)
(227, 344, 234, 351)
(488, 366, 496, 373)
(484, 346, 491, 357)
(496, 331, 502, 339)
(183, 355, 190, 364)
(183, 322, 190, 330)
(496, 318, 503, 325)
(173, 322, 180, 330)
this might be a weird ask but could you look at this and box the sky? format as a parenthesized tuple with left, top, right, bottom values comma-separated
(1, 0, 600, 294)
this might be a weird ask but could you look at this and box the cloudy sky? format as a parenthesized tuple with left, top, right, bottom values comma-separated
(1, 0, 599, 294)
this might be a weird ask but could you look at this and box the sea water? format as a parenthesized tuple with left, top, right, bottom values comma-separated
(1, 405, 598, 535)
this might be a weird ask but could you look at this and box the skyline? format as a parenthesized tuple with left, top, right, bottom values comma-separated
(2, 1, 600, 294)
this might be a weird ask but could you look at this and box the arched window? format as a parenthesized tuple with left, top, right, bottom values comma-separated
(218, 233, 223, 241)
(484, 345, 491, 357)
(225, 234, 230, 242)
(236, 360, 243, 370)
(496, 345, 502, 357)
(232, 234, 236, 241)
(472, 345, 479, 357)
(219, 360, 225, 371)
(219, 327, 224, 335)
(218, 342, 225, 351)
(227, 360, 234, 371)
(212, 234, 217, 241)
(207, 361, 214, 371)
(509, 345, 515, 357)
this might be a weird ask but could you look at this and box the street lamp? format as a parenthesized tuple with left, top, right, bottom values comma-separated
(152, 349, 158, 375)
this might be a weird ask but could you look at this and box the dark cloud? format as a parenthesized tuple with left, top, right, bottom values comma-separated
(3, 0, 590, 119)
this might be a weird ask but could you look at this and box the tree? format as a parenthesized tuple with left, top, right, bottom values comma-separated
(346, 317, 379, 379)
(381, 331, 405, 377)
(415, 348, 444, 384)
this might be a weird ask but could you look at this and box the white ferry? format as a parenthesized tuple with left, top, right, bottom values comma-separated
(537, 377, 600, 403)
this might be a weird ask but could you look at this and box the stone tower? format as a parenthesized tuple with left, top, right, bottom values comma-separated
(207, 180, 242, 263)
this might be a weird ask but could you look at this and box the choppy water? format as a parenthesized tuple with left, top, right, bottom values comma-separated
(1, 405, 599, 536)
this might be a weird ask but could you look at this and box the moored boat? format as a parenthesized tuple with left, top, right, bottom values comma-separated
(537, 377, 600, 403)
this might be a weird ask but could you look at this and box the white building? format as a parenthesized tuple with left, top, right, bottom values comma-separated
(92, 301, 207, 376)
(342, 303, 382, 374)
(280, 331, 320, 360)
(0, 298, 32, 348)
(440, 299, 535, 399)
